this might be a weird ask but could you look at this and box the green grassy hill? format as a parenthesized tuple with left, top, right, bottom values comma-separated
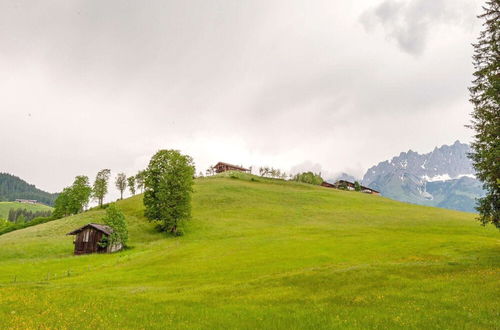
(0, 174, 498, 329)
(0, 173, 58, 206)
(0, 201, 53, 220)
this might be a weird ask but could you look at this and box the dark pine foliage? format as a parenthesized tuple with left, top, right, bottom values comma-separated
(0, 173, 58, 206)
(7, 208, 52, 223)
(468, 1, 500, 228)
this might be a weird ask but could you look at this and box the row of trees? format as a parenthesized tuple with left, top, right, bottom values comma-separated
(53, 170, 147, 218)
(201, 164, 325, 185)
(259, 167, 288, 179)
(51, 149, 195, 238)
(7, 208, 52, 223)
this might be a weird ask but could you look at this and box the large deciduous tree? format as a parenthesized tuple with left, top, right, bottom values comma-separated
(70, 175, 93, 212)
(469, 1, 500, 228)
(93, 169, 111, 208)
(143, 150, 195, 235)
(53, 175, 92, 218)
(115, 173, 127, 200)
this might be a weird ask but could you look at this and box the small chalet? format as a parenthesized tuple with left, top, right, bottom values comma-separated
(321, 180, 380, 195)
(67, 223, 122, 255)
(214, 162, 250, 174)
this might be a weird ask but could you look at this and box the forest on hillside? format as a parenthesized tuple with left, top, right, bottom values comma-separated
(0, 173, 58, 206)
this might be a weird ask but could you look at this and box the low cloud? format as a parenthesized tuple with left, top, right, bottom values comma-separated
(360, 0, 477, 55)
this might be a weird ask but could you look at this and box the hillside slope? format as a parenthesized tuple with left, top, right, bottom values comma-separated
(0, 173, 58, 206)
(0, 201, 53, 220)
(0, 175, 498, 329)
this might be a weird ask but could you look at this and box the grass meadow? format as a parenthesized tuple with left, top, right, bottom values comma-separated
(0, 201, 53, 220)
(0, 174, 498, 329)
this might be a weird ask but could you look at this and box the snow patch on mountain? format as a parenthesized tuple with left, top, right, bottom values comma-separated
(361, 141, 483, 213)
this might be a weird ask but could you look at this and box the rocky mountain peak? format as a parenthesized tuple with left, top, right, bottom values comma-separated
(360, 141, 482, 213)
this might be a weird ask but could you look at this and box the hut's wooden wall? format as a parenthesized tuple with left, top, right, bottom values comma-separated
(74, 228, 105, 255)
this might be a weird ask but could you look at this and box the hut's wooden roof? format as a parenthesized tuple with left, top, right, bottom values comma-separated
(67, 223, 113, 236)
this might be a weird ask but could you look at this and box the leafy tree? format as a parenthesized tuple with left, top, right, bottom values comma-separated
(293, 172, 323, 185)
(70, 176, 92, 212)
(135, 170, 146, 193)
(0, 219, 9, 231)
(53, 176, 91, 218)
(115, 173, 127, 200)
(144, 150, 195, 235)
(354, 181, 361, 191)
(53, 187, 72, 218)
(468, 1, 500, 228)
(127, 176, 136, 196)
(206, 166, 215, 176)
(102, 203, 128, 247)
(93, 169, 111, 208)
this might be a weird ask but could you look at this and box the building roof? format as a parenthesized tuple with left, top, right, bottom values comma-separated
(67, 223, 114, 236)
(333, 180, 380, 193)
(214, 162, 250, 171)
(361, 186, 380, 193)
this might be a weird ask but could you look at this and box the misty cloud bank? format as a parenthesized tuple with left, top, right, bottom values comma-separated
(0, 0, 482, 201)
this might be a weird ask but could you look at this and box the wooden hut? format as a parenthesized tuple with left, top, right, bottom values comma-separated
(214, 162, 250, 174)
(67, 223, 122, 255)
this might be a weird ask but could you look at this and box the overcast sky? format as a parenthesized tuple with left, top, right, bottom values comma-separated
(0, 0, 483, 200)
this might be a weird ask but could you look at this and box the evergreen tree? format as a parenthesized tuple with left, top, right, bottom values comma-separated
(93, 169, 111, 207)
(143, 150, 195, 235)
(8, 209, 15, 222)
(115, 173, 127, 200)
(354, 181, 361, 191)
(469, 1, 500, 228)
(0, 173, 58, 206)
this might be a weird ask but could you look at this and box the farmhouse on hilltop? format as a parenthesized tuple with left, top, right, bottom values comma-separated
(67, 223, 122, 255)
(214, 162, 251, 174)
(15, 199, 38, 204)
(321, 180, 380, 195)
